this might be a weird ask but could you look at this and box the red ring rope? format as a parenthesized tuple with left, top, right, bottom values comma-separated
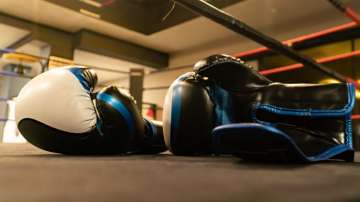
(259, 50, 360, 88)
(233, 22, 357, 58)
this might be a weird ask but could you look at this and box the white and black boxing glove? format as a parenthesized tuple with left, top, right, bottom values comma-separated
(15, 67, 166, 154)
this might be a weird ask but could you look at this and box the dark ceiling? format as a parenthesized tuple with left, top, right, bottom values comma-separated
(45, 0, 242, 35)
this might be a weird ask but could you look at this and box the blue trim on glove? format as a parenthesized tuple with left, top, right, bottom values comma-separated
(68, 67, 91, 92)
(144, 119, 156, 138)
(253, 83, 355, 117)
(247, 83, 355, 161)
(96, 92, 134, 136)
(212, 123, 353, 162)
(208, 84, 234, 126)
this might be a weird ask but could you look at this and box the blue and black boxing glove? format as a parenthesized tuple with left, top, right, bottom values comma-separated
(15, 67, 166, 154)
(164, 54, 355, 162)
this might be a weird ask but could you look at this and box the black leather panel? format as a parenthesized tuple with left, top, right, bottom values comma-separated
(231, 91, 260, 122)
(140, 120, 167, 154)
(18, 119, 128, 154)
(260, 83, 349, 110)
(194, 54, 271, 92)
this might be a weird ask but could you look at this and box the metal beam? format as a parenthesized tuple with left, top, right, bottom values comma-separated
(6, 33, 33, 50)
(32, 26, 74, 59)
(75, 30, 168, 68)
(0, 12, 169, 67)
(0, 12, 74, 59)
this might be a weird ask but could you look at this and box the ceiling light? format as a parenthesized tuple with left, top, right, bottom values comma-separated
(79, 0, 102, 8)
(80, 9, 101, 19)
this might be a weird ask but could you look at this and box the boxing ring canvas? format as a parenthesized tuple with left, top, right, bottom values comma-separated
(0, 143, 359, 202)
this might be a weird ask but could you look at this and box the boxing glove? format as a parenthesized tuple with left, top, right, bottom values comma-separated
(163, 54, 355, 162)
(15, 67, 166, 154)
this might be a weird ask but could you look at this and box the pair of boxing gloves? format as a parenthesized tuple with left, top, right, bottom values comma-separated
(15, 55, 356, 162)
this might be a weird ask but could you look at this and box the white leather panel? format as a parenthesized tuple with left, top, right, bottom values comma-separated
(15, 68, 97, 134)
(162, 82, 173, 148)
